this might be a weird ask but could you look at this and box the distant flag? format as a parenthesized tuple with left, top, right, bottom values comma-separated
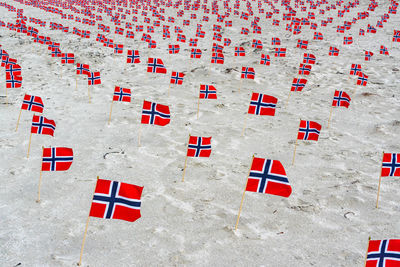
(170, 71, 185, 85)
(234, 47, 245, 57)
(299, 64, 312, 75)
(141, 100, 170, 126)
(393, 30, 400, 42)
(248, 92, 277, 116)
(241, 67, 255, 79)
(235, 156, 292, 230)
(182, 135, 212, 182)
(297, 40, 308, 49)
(113, 86, 131, 102)
(303, 53, 316, 64)
(16, 94, 44, 132)
(27, 115, 56, 158)
(168, 44, 180, 54)
(291, 78, 307, 91)
(211, 52, 224, 64)
(376, 153, 400, 208)
(76, 63, 90, 75)
(197, 85, 217, 118)
(329, 46, 339, 56)
(357, 72, 368, 86)
(343, 36, 353, 45)
(350, 64, 362, 75)
(274, 47, 286, 57)
(380, 45, 389, 55)
(147, 58, 167, 74)
(328, 90, 351, 128)
(127, 50, 140, 64)
(260, 54, 271, 65)
(365, 51, 374, 61)
(6, 73, 22, 88)
(314, 32, 323, 40)
(61, 53, 75, 64)
(78, 177, 143, 264)
(190, 48, 202, 59)
(365, 239, 400, 265)
(88, 72, 101, 85)
(292, 120, 321, 165)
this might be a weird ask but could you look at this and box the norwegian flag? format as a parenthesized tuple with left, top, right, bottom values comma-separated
(303, 53, 316, 64)
(271, 37, 281, 45)
(147, 58, 167, 74)
(332, 91, 351, 108)
(187, 136, 212, 157)
(113, 86, 131, 102)
(42, 147, 73, 171)
(21, 94, 44, 113)
(248, 92, 277, 116)
(291, 78, 307, 91)
(88, 72, 101, 85)
(190, 49, 202, 59)
(314, 32, 323, 40)
(380, 45, 389, 55)
(297, 120, 321, 141)
(148, 40, 157, 49)
(89, 179, 143, 222)
(350, 64, 362, 75)
(343, 36, 353, 45)
(61, 53, 74, 64)
(170, 71, 185, 85)
(366, 239, 400, 266)
(393, 30, 400, 42)
(114, 44, 124, 54)
(141, 100, 170, 126)
(260, 54, 270, 66)
(199, 85, 217, 99)
(365, 51, 374, 61)
(357, 72, 368, 86)
(241, 67, 255, 79)
(5, 64, 21, 76)
(2, 56, 17, 67)
(234, 47, 245, 57)
(168, 44, 180, 54)
(51, 48, 62, 58)
(6, 73, 22, 88)
(76, 63, 90, 75)
(211, 53, 224, 64)
(252, 39, 263, 49)
(297, 40, 308, 49)
(127, 50, 140, 64)
(246, 157, 292, 198)
(223, 38, 231, 47)
(329, 47, 339, 56)
(299, 64, 312, 75)
(381, 153, 400, 177)
(274, 48, 286, 57)
(31, 115, 56, 136)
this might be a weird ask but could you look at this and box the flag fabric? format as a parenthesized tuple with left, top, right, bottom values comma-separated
(89, 178, 143, 222)
(303, 53, 316, 64)
(113, 86, 131, 102)
(127, 50, 140, 64)
(211, 52, 224, 64)
(190, 49, 202, 59)
(291, 78, 307, 91)
(76, 63, 90, 75)
(88, 72, 101, 85)
(329, 47, 339, 56)
(21, 94, 44, 113)
(42, 147, 73, 171)
(246, 157, 292, 198)
(274, 48, 286, 57)
(141, 100, 170, 126)
(350, 64, 362, 75)
(61, 53, 75, 64)
(297, 40, 308, 49)
(248, 92, 277, 116)
(365, 51, 374, 61)
(366, 239, 400, 267)
(5, 64, 21, 76)
(357, 72, 368, 86)
(168, 44, 180, 54)
(6, 73, 22, 88)
(241, 67, 255, 79)
(299, 64, 311, 75)
(381, 153, 400, 177)
(147, 58, 167, 74)
(31, 115, 56, 136)
(187, 136, 212, 157)
(393, 30, 400, 42)
(297, 120, 321, 141)
(260, 54, 270, 65)
(234, 47, 245, 57)
(170, 71, 185, 85)
(199, 85, 217, 99)
(332, 91, 351, 108)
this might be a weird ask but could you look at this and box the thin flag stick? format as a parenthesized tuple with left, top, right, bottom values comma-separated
(241, 113, 248, 136)
(75, 76, 78, 91)
(27, 132, 33, 158)
(376, 151, 384, 208)
(87, 84, 91, 103)
(36, 146, 44, 203)
(16, 109, 22, 132)
(235, 155, 255, 230)
(108, 100, 114, 125)
(327, 106, 333, 129)
(238, 79, 243, 92)
(292, 139, 298, 165)
(286, 90, 292, 108)
(196, 97, 200, 119)
(364, 236, 371, 267)
(5, 86, 8, 106)
(181, 134, 191, 182)
(78, 176, 99, 266)
(138, 123, 142, 147)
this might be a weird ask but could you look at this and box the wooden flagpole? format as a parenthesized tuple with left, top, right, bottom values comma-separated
(108, 100, 114, 125)
(327, 106, 333, 129)
(376, 151, 385, 208)
(5, 86, 8, 106)
(75, 76, 78, 91)
(87, 84, 91, 103)
(364, 236, 371, 266)
(238, 79, 243, 93)
(138, 123, 142, 147)
(16, 109, 22, 132)
(285, 90, 292, 108)
(78, 176, 99, 266)
(196, 97, 200, 119)
(241, 113, 248, 136)
(235, 155, 255, 230)
(27, 132, 33, 158)
(292, 119, 301, 165)
(36, 146, 44, 203)
(181, 134, 191, 182)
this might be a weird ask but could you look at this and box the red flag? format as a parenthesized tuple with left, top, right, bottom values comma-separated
(366, 239, 400, 266)
(141, 100, 170, 126)
(42, 147, 73, 171)
(248, 92, 277, 116)
(187, 136, 212, 157)
(31, 115, 56, 136)
(147, 58, 167, 73)
(297, 120, 321, 141)
(199, 85, 217, 99)
(21, 94, 44, 113)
